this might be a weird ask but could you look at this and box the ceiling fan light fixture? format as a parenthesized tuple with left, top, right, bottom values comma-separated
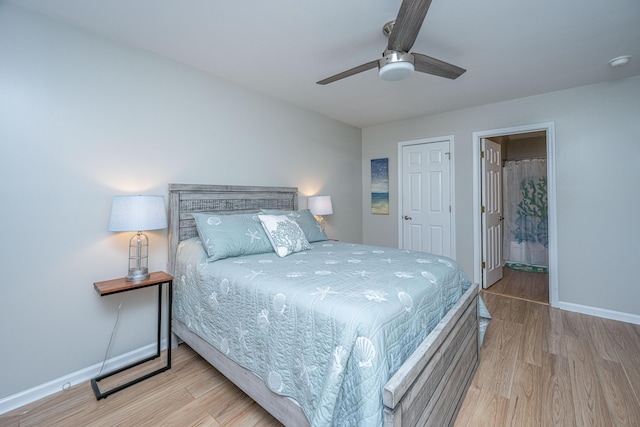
(609, 55, 631, 67)
(378, 50, 415, 81)
(379, 61, 414, 81)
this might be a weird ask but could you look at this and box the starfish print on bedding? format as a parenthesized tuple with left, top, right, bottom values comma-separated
(330, 346, 347, 380)
(194, 304, 205, 321)
(394, 272, 414, 279)
(246, 229, 262, 243)
(258, 309, 270, 331)
(296, 355, 318, 388)
(236, 323, 248, 350)
(311, 286, 338, 300)
(209, 292, 219, 312)
(246, 270, 265, 280)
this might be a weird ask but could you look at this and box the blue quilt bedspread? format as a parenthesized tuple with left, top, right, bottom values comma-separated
(173, 238, 485, 426)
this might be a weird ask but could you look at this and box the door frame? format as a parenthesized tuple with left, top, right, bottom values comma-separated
(397, 135, 456, 258)
(472, 122, 558, 307)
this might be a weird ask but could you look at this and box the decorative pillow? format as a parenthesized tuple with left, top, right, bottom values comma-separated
(258, 214, 311, 257)
(192, 213, 274, 261)
(260, 209, 328, 242)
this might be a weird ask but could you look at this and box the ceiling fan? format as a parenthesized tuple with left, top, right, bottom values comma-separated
(317, 0, 466, 85)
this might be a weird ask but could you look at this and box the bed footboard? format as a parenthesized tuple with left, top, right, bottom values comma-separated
(383, 284, 479, 427)
(172, 319, 310, 427)
(173, 283, 479, 427)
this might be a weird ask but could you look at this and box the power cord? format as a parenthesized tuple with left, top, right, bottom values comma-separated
(97, 295, 124, 376)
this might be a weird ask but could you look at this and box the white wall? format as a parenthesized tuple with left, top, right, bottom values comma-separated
(362, 76, 640, 318)
(0, 4, 362, 402)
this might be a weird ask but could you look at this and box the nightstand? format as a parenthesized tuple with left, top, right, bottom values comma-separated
(91, 271, 173, 400)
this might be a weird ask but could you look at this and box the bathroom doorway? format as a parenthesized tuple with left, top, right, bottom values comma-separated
(472, 123, 557, 306)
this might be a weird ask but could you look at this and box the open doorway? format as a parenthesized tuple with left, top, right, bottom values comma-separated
(484, 132, 549, 304)
(472, 123, 558, 307)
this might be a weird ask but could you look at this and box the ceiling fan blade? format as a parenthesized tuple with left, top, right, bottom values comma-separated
(413, 53, 466, 79)
(388, 0, 433, 53)
(316, 60, 378, 85)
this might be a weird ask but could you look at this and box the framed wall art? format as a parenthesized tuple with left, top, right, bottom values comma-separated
(371, 158, 389, 215)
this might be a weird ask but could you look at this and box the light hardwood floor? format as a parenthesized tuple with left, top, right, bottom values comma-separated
(481, 267, 549, 305)
(455, 292, 640, 426)
(3, 292, 640, 426)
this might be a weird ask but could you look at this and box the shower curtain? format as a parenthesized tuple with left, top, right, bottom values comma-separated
(503, 158, 548, 268)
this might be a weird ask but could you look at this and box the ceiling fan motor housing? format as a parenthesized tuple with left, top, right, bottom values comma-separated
(378, 50, 415, 81)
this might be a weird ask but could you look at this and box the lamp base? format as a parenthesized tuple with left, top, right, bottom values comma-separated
(315, 215, 326, 231)
(126, 267, 150, 282)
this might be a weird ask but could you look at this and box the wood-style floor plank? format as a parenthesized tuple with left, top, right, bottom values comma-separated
(3, 291, 640, 427)
(542, 302, 567, 356)
(482, 267, 549, 305)
(504, 360, 542, 425)
(540, 352, 575, 426)
(565, 335, 614, 426)
(454, 385, 509, 427)
(471, 318, 522, 398)
(519, 302, 544, 367)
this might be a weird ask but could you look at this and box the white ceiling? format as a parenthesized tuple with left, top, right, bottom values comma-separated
(9, 0, 640, 128)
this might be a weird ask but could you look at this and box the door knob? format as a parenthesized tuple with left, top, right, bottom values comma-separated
(404, 215, 412, 220)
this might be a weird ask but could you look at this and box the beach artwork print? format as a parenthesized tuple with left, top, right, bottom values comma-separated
(371, 158, 389, 215)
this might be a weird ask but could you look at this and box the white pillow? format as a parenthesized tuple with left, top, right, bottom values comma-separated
(258, 214, 311, 257)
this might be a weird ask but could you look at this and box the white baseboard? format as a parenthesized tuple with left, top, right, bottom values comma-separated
(558, 301, 640, 325)
(0, 340, 167, 415)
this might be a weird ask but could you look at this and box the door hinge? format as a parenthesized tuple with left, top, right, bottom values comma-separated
(481, 206, 485, 213)
(449, 205, 451, 213)
(481, 151, 485, 158)
(482, 261, 486, 269)
(445, 152, 451, 160)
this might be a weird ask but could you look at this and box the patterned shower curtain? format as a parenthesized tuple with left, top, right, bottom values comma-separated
(502, 158, 548, 267)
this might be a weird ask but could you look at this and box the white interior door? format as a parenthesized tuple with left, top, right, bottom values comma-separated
(482, 138, 503, 288)
(401, 140, 451, 256)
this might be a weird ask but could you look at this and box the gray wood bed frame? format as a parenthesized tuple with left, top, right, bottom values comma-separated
(168, 183, 480, 427)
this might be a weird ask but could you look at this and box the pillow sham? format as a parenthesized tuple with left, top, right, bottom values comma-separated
(258, 214, 311, 257)
(192, 212, 274, 261)
(260, 209, 328, 242)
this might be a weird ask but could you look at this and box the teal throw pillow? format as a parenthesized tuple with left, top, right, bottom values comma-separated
(192, 213, 274, 261)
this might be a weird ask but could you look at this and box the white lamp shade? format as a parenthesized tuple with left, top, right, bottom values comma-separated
(109, 195, 167, 232)
(308, 195, 333, 216)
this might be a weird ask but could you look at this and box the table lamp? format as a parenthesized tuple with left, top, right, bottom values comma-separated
(108, 195, 167, 281)
(308, 195, 333, 231)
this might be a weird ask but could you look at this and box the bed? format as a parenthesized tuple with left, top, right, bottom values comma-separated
(168, 184, 487, 427)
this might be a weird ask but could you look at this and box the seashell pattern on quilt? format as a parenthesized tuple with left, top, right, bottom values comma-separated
(174, 238, 487, 427)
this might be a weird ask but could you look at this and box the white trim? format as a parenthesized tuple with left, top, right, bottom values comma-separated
(472, 122, 558, 307)
(397, 135, 456, 259)
(558, 302, 640, 325)
(0, 340, 167, 415)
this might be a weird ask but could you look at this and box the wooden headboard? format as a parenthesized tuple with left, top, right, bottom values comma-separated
(167, 184, 298, 273)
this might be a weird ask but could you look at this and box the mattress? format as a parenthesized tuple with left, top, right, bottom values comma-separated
(173, 238, 487, 426)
